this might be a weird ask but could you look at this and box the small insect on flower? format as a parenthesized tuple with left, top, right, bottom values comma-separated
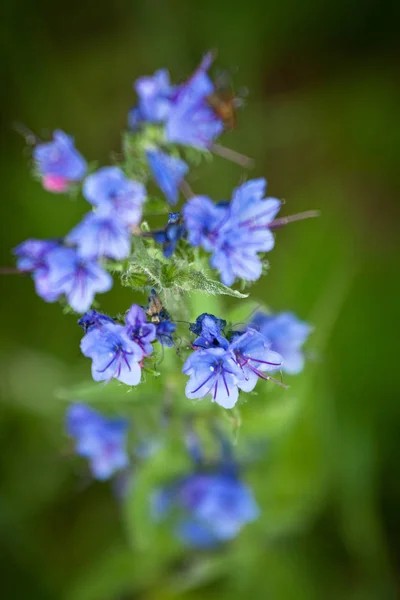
(145, 289, 176, 347)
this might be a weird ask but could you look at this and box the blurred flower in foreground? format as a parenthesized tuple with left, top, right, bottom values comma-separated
(250, 311, 312, 374)
(153, 430, 259, 547)
(33, 130, 87, 193)
(66, 403, 129, 480)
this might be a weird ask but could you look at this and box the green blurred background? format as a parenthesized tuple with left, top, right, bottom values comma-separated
(1, 0, 399, 598)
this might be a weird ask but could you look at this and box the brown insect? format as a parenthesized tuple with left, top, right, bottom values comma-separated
(207, 71, 247, 130)
(144, 289, 170, 324)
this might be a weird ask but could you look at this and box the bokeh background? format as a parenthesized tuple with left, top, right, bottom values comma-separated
(1, 1, 399, 598)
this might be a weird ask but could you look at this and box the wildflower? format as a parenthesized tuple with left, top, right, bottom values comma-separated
(80, 321, 143, 385)
(182, 195, 228, 251)
(132, 69, 174, 123)
(66, 212, 131, 260)
(124, 304, 156, 356)
(183, 179, 281, 286)
(176, 473, 259, 545)
(165, 53, 224, 149)
(189, 313, 229, 349)
(45, 246, 112, 313)
(83, 167, 146, 226)
(77, 309, 115, 333)
(33, 130, 87, 192)
(149, 212, 186, 258)
(13, 238, 60, 301)
(153, 429, 259, 547)
(66, 403, 129, 480)
(182, 347, 243, 409)
(155, 320, 176, 348)
(229, 328, 282, 391)
(146, 149, 188, 205)
(250, 311, 312, 374)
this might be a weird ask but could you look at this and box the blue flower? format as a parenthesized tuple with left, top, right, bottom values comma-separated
(150, 212, 186, 258)
(80, 322, 143, 385)
(183, 179, 281, 286)
(155, 320, 176, 348)
(189, 313, 229, 349)
(133, 69, 174, 123)
(146, 149, 189, 205)
(165, 53, 224, 149)
(153, 432, 259, 547)
(176, 473, 259, 545)
(182, 195, 228, 252)
(83, 167, 146, 226)
(77, 309, 115, 333)
(125, 304, 156, 356)
(45, 246, 112, 313)
(66, 403, 129, 480)
(33, 130, 87, 192)
(250, 311, 312, 374)
(182, 347, 244, 409)
(13, 238, 61, 302)
(66, 212, 131, 260)
(230, 328, 282, 392)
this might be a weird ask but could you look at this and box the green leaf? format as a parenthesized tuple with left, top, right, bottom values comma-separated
(121, 236, 248, 299)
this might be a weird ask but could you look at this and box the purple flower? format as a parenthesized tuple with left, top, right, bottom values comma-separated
(66, 212, 131, 260)
(146, 149, 188, 205)
(33, 130, 87, 192)
(182, 347, 244, 409)
(125, 304, 156, 356)
(45, 246, 112, 313)
(66, 403, 129, 480)
(81, 322, 143, 385)
(165, 53, 224, 149)
(133, 69, 174, 123)
(230, 328, 282, 392)
(83, 167, 146, 226)
(78, 309, 115, 333)
(183, 179, 281, 286)
(189, 313, 229, 349)
(182, 195, 228, 251)
(250, 311, 312, 374)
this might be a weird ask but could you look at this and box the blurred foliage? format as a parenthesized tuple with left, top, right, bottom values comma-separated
(0, 0, 399, 599)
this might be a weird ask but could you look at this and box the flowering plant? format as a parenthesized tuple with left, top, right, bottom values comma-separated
(11, 53, 317, 547)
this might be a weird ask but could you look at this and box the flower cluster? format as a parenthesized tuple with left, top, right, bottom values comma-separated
(79, 303, 168, 386)
(183, 313, 283, 409)
(11, 52, 318, 548)
(15, 143, 147, 311)
(183, 178, 281, 285)
(153, 430, 259, 547)
(128, 53, 226, 205)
